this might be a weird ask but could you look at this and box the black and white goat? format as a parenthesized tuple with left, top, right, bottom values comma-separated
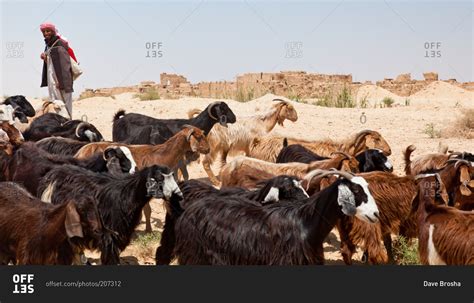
(155, 175, 309, 265)
(23, 113, 103, 142)
(3, 142, 135, 196)
(38, 164, 182, 265)
(173, 170, 379, 265)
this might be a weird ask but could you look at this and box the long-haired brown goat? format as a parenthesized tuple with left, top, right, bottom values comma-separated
(249, 129, 391, 162)
(414, 175, 474, 265)
(0, 182, 101, 265)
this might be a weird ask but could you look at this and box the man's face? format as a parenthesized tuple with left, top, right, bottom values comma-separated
(42, 29, 54, 40)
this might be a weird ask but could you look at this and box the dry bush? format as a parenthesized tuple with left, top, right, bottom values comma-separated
(443, 109, 474, 139)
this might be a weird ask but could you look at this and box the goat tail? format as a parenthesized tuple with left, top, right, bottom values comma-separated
(100, 230, 121, 265)
(404, 145, 416, 175)
(187, 109, 202, 119)
(113, 110, 126, 122)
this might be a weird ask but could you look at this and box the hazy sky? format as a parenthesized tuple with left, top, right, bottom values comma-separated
(1, 0, 472, 98)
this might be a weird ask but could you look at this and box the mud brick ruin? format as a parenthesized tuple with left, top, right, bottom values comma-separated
(80, 71, 474, 100)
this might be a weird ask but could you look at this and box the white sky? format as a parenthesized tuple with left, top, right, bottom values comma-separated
(1, 0, 472, 98)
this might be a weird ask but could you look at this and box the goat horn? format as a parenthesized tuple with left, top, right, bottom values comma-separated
(330, 151, 351, 159)
(446, 159, 471, 168)
(186, 128, 194, 141)
(207, 102, 222, 120)
(304, 169, 354, 189)
(272, 98, 287, 104)
(353, 130, 374, 148)
(75, 122, 89, 138)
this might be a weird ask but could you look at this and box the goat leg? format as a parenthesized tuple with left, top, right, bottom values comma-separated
(336, 218, 356, 265)
(202, 155, 220, 186)
(155, 213, 176, 265)
(383, 233, 395, 264)
(143, 203, 152, 233)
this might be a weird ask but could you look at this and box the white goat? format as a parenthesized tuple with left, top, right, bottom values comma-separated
(198, 99, 298, 185)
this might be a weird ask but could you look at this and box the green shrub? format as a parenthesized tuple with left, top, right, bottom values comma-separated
(382, 97, 395, 108)
(135, 89, 160, 101)
(316, 86, 355, 108)
(424, 123, 442, 138)
(393, 236, 420, 265)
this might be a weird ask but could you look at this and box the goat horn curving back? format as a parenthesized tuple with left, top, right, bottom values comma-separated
(330, 151, 352, 159)
(454, 159, 471, 169)
(272, 98, 288, 104)
(75, 122, 89, 137)
(303, 169, 354, 190)
(207, 102, 222, 120)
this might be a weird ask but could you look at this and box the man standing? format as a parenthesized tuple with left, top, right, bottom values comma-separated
(40, 22, 74, 118)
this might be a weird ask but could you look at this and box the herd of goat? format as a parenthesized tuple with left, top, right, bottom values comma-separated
(0, 95, 472, 265)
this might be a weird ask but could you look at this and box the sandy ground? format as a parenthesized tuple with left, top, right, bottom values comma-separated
(26, 81, 473, 265)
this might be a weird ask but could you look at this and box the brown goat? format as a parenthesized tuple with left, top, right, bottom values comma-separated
(319, 171, 449, 265)
(75, 125, 210, 170)
(453, 166, 474, 210)
(414, 176, 474, 265)
(0, 182, 91, 265)
(249, 129, 391, 162)
(335, 160, 470, 265)
(220, 152, 359, 189)
(404, 144, 473, 175)
(405, 145, 474, 209)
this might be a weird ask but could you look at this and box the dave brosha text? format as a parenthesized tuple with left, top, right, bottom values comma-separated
(423, 281, 462, 287)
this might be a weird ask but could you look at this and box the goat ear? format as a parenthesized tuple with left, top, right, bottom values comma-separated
(460, 166, 470, 182)
(263, 187, 279, 203)
(337, 184, 357, 216)
(64, 202, 84, 238)
(459, 167, 472, 196)
(103, 147, 117, 160)
(365, 135, 376, 149)
(186, 128, 194, 142)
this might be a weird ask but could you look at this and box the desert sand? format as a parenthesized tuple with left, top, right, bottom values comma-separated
(26, 81, 473, 265)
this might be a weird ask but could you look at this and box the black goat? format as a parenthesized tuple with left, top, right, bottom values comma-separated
(173, 170, 379, 265)
(2, 95, 35, 118)
(112, 102, 236, 143)
(155, 175, 309, 265)
(3, 142, 134, 196)
(36, 137, 89, 156)
(23, 113, 104, 142)
(38, 164, 182, 265)
(276, 139, 328, 164)
(355, 149, 393, 172)
(121, 125, 166, 145)
(277, 141, 393, 173)
(112, 102, 236, 181)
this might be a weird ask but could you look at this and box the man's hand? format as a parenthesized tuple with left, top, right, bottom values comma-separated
(40, 52, 46, 60)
